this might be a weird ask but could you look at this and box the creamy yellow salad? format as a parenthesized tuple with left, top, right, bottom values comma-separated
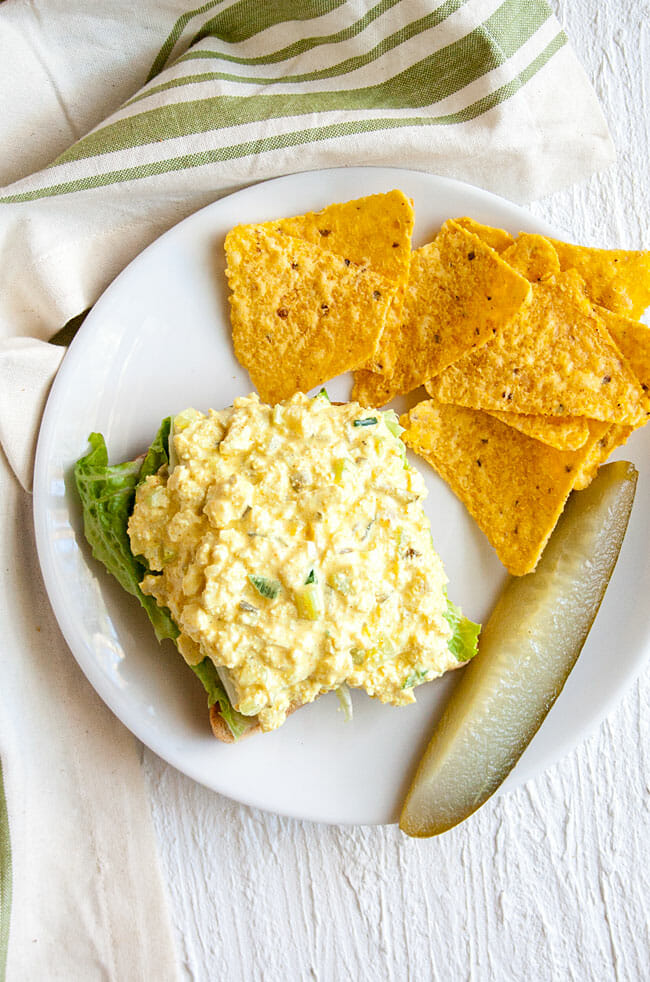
(128, 392, 458, 731)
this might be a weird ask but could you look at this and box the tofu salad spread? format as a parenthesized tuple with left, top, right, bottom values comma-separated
(128, 392, 460, 732)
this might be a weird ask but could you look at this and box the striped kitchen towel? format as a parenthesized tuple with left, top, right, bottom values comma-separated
(0, 0, 613, 344)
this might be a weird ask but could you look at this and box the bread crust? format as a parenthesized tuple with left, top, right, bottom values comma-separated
(208, 700, 303, 742)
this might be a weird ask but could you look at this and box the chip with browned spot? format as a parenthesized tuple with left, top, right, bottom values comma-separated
(263, 190, 414, 377)
(225, 225, 392, 404)
(401, 397, 609, 576)
(428, 269, 646, 425)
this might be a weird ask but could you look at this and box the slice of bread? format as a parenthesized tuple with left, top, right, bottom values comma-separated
(209, 699, 304, 742)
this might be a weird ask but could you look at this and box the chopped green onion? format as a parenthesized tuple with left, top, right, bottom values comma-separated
(353, 417, 378, 427)
(314, 387, 331, 402)
(295, 583, 323, 620)
(248, 574, 281, 600)
(305, 569, 317, 585)
(402, 668, 430, 690)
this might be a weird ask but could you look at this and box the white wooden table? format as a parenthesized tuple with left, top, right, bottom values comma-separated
(144, 3, 650, 978)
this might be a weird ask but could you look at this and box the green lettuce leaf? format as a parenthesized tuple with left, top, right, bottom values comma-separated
(138, 415, 171, 483)
(75, 424, 251, 739)
(74, 430, 178, 642)
(444, 599, 480, 663)
(191, 659, 254, 741)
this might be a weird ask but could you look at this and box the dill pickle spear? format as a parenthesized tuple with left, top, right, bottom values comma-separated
(400, 461, 638, 838)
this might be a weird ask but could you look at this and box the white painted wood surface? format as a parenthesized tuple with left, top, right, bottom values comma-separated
(144, 3, 650, 978)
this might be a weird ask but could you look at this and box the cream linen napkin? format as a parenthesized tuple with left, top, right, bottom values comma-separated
(0, 342, 181, 982)
(0, 1, 614, 978)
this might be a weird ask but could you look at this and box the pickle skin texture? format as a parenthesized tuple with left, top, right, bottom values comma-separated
(399, 460, 638, 838)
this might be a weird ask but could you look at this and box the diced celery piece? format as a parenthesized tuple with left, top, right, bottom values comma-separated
(328, 572, 351, 595)
(333, 458, 353, 485)
(295, 583, 323, 620)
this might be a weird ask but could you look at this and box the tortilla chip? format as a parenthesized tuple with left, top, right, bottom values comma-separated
(480, 411, 589, 450)
(264, 191, 414, 376)
(549, 239, 650, 319)
(502, 233, 560, 282)
(352, 368, 402, 408)
(428, 269, 646, 425)
(225, 225, 392, 404)
(572, 423, 634, 491)
(454, 217, 514, 254)
(352, 219, 531, 403)
(595, 306, 650, 393)
(401, 398, 608, 576)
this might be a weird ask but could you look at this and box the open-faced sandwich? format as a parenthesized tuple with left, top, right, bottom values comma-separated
(75, 391, 479, 741)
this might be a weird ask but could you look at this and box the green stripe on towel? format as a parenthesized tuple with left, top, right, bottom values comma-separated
(129, 0, 468, 108)
(0, 32, 566, 204)
(49, 0, 552, 166)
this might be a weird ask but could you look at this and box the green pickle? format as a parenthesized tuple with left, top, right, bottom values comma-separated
(400, 461, 638, 838)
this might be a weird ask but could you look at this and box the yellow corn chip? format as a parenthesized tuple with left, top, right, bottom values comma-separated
(549, 238, 650, 319)
(572, 423, 633, 490)
(225, 225, 392, 404)
(263, 191, 414, 377)
(454, 217, 514, 253)
(401, 398, 609, 576)
(480, 410, 589, 450)
(502, 233, 560, 282)
(352, 368, 402, 408)
(568, 308, 650, 485)
(428, 269, 646, 425)
(595, 306, 650, 393)
(352, 219, 531, 403)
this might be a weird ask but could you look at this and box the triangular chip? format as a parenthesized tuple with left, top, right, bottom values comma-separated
(549, 238, 650, 319)
(352, 367, 403, 408)
(502, 233, 560, 282)
(454, 217, 514, 254)
(401, 397, 609, 576)
(595, 306, 650, 394)
(571, 423, 634, 491)
(262, 191, 414, 377)
(352, 220, 531, 404)
(428, 269, 646, 425)
(225, 225, 392, 404)
(479, 410, 589, 450)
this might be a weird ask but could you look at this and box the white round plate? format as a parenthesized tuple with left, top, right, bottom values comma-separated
(34, 168, 650, 826)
